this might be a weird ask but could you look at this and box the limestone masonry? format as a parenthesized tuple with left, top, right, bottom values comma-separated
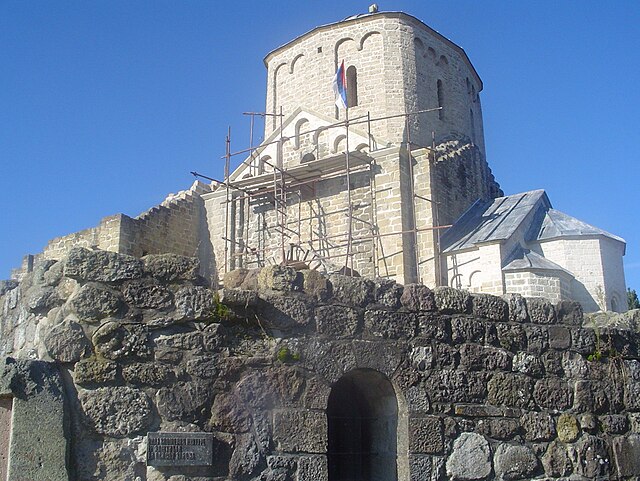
(1, 7, 635, 481)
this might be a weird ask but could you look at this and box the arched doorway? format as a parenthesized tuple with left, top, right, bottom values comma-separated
(327, 369, 398, 481)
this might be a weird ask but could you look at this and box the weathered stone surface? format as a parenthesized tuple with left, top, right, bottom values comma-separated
(556, 413, 579, 442)
(156, 381, 213, 423)
(446, 432, 491, 480)
(174, 285, 216, 321)
(71, 283, 125, 321)
(401, 284, 434, 311)
(328, 274, 374, 307)
(373, 278, 403, 308)
(221, 287, 259, 307)
(74, 356, 118, 385)
(426, 371, 487, 404)
(410, 416, 444, 453)
(487, 372, 533, 409)
(555, 300, 583, 325)
(526, 297, 556, 324)
(352, 340, 402, 377)
(533, 378, 571, 410)
(92, 321, 150, 360)
(224, 268, 249, 288)
(547, 325, 571, 349)
(612, 434, 640, 477)
(570, 328, 597, 355)
(44, 318, 91, 362)
(121, 362, 172, 386)
(574, 434, 610, 478)
(459, 343, 512, 371)
(65, 247, 144, 282)
(542, 440, 572, 477)
(524, 325, 548, 355)
(258, 265, 301, 292)
(122, 280, 173, 310)
(475, 418, 519, 440)
(512, 352, 543, 377)
(0, 359, 69, 481)
(300, 269, 330, 300)
(496, 323, 526, 352)
(76, 437, 145, 481)
(434, 287, 470, 314)
(520, 411, 555, 441)
(494, 443, 538, 480)
(0, 279, 18, 296)
(260, 292, 314, 330)
(472, 293, 508, 321)
(209, 392, 251, 433)
(418, 314, 451, 342)
(503, 293, 528, 322)
(315, 305, 361, 337)
(364, 309, 416, 338)
(229, 434, 262, 478)
(451, 317, 485, 344)
(273, 410, 326, 453)
(599, 414, 628, 434)
(297, 455, 328, 481)
(143, 253, 200, 283)
(24, 285, 59, 313)
(80, 386, 152, 437)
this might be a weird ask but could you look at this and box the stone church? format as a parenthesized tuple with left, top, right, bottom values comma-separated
(1, 7, 639, 481)
(10, 8, 626, 313)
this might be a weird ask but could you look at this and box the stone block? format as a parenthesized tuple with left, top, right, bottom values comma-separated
(445, 432, 491, 480)
(364, 309, 416, 338)
(541, 440, 572, 477)
(401, 284, 435, 311)
(409, 416, 444, 454)
(555, 300, 583, 325)
(328, 274, 374, 307)
(548, 325, 571, 349)
(493, 443, 538, 481)
(258, 265, 301, 292)
(471, 293, 508, 321)
(122, 280, 173, 310)
(451, 317, 485, 344)
(612, 434, 640, 477)
(44, 318, 91, 363)
(260, 292, 314, 330)
(315, 305, 361, 337)
(74, 356, 117, 385)
(533, 378, 572, 410)
(297, 455, 328, 481)
(433, 287, 470, 314)
(174, 285, 216, 321)
(487, 372, 533, 409)
(80, 386, 152, 437)
(65, 247, 144, 282)
(574, 434, 610, 478)
(502, 293, 528, 323)
(556, 413, 579, 442)
(273, 410, 326, 453)
(143, 253, 200, 283)
(373, 278, 403, 308)
(71, 282, 125, 321)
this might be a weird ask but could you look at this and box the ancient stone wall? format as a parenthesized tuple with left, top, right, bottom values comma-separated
(1, 248, 640, 480)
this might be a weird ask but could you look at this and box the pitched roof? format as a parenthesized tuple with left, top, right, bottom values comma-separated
(441, 189, 626, 254)
(440, 190, 549, 252)
(537, 209, 625, 243)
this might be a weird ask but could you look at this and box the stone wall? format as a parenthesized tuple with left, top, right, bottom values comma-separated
(1, 248, 639, 480)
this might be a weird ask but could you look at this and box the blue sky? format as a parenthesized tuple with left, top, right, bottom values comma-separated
(1, 1, 639, 293)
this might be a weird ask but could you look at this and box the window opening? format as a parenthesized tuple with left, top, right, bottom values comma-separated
(437, 79, 444, 120)
(347, 66, 358, 107)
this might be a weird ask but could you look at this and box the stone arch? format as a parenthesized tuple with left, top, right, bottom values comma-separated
(359, 31, 382, 51)
(355, 142, 369, 152)
(346, 65, 358, 107)
(334, 37, 356, 64)
(427, 47, 436, 62)
(332, 134, 347, 154)
(468, 270, 482, 290)
(414, 37, 425, 56)
(437, 54, 449, 67)
(259, 155, 273, 174)
(450, 273, 463, 289)
(272, 62, 288, 129)
(290, 53, 304, 74)
(313, 127, 330, 158)
(327, 369, 400, 481)
(294, 117, 310, 149)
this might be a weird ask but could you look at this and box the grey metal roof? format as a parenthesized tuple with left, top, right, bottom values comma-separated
(502, 246, 572, 275)
(441, 190, 549, 253)
(537, 209, 625, 244)
(441, 189, 626, 254)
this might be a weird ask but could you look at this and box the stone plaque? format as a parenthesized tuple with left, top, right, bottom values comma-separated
(147, 432, 213, 466)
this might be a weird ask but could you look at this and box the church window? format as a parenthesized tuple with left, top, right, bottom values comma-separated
(301, 152, 316, 163)
(470, 108, 476, 142)
(347, 65, 358, 107)
(437, 79, 444, 120)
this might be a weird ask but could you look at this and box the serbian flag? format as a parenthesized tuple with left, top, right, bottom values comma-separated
(333, 60, 348, 109)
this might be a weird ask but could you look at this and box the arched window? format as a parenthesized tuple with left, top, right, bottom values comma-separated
(437, 79, 445, 120)
(346, 65, 358, 107)
(327, 369, 398, 481)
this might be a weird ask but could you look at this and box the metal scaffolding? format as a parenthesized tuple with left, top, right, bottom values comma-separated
(192, 107, 449, 281)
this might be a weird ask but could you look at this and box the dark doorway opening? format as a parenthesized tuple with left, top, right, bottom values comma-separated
(327, 369, 398, 481)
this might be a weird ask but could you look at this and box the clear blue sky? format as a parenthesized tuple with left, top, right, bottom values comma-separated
(1, 1, 639, 293)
